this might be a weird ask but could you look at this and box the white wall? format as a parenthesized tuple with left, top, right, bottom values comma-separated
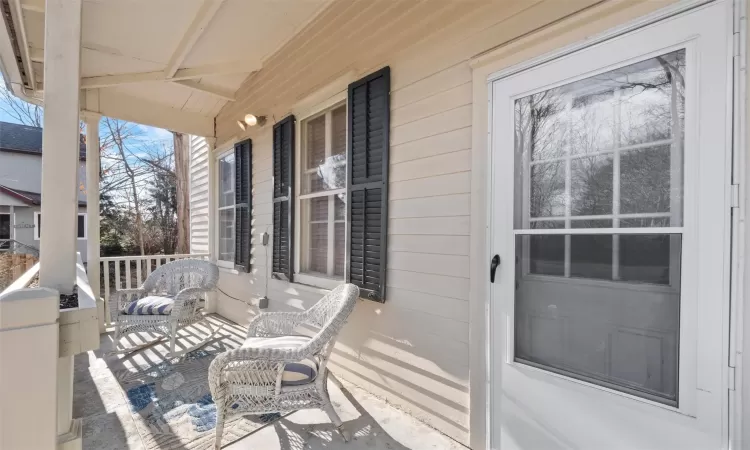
(195, 0, 680, 445)
(0, 151, 86, 203)
(11, 206, 88, 261)
(189, 135, 210, 254)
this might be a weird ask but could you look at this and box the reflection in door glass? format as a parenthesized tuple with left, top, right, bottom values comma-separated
(512, 49, 685, 405)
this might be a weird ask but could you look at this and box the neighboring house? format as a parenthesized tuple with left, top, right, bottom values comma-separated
(0, 121, 88, 260)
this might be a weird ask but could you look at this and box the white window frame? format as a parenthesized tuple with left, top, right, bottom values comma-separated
(215, 148, 236, 269)
(34, 212, 87, 240)
(293, 89, 348, 290)
(519, 60, 684, 289)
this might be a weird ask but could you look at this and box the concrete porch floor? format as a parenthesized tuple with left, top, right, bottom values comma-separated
(73, 315, 465, 450)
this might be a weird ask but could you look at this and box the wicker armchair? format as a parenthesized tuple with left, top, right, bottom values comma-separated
(110, 258, 220, 356)
(208, 283, 359, 448)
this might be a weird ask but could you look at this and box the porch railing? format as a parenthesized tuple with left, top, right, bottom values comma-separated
(0, 239, 40, 257)
(100, 253, 209, 326)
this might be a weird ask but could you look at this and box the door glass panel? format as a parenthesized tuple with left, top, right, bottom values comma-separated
(512, 49, 685, 406)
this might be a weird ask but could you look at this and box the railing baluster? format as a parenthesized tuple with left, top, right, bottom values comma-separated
(136, 259, 142, 286)
(125, 258, 132, 289)
(114, 259, 121, 292)
(146, 258, 153, 276)
(103, 261, 110, 326)
(156, 257, 162, 268)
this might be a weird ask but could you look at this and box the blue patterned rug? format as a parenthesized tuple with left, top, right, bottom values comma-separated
(108, 339, 281, 449)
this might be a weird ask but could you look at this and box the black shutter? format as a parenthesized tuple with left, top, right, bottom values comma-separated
(272, 115, 295, 280)
(234, 139, 252, 272)
(346, 67, 390, 302)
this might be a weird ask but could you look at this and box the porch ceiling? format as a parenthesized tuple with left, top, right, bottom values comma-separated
(0, 0, 329, 135)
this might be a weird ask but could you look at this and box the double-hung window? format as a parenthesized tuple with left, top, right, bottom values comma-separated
(217, 151, 235, 265)
(298, 103, 347, 282)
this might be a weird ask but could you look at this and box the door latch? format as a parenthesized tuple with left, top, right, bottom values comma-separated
(490, 255, 500, 283)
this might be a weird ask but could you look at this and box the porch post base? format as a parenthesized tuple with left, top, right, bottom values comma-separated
(56, 418, 82, 450)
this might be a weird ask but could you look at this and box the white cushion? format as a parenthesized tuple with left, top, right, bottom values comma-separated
(242, 336, 317, 386)
(122, 296, 174, 315)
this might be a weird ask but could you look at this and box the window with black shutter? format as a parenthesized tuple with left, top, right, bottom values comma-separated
(234, 139, 252, 272)
(346, 67, 390, 301)
(272, 115, 295, 280)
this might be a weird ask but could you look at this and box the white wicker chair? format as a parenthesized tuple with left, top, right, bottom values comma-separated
(208, 283, 359, 449)
(110, 258, 220, 356)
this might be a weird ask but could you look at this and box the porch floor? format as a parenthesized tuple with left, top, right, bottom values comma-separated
(74, 314, 464, 450)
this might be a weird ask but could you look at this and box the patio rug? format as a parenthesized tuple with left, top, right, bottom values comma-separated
(107, 337, 282, 450)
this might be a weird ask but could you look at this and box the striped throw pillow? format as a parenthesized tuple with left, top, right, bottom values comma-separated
(242, 336, 318, 386)
(122, 296, 174, 315)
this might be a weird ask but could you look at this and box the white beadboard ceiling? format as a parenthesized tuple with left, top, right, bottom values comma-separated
(0, 0, 331, 134)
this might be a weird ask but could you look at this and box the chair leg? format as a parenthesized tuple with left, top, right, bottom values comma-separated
(113, 324, 121, 347)
(321, 394, 351, 442)
(214, 399, 226, 449)
(169, 322, 178, 355)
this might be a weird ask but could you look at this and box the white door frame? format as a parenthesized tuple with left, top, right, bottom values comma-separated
(467, 1, 745, 448)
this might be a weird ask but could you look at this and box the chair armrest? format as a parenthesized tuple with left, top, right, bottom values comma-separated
(110, 288, 148, 318)
(172, 286, 211, 317)
(246, 311, 307, 338)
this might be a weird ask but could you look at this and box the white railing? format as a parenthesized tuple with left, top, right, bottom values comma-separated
(100, 253, 209, 325)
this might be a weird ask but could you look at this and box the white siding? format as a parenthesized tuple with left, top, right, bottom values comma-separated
(198, 0, 678, 445)
(189, 135, 209, 254)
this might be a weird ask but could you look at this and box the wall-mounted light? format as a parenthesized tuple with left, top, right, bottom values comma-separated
(237, 114, 267, 131)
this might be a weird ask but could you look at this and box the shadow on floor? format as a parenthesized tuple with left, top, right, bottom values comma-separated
(245, 375, 411, 450)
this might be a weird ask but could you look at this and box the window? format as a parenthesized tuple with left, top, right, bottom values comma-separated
(217, 151, 235, 265)
(298, 103, 347, 281)
(0, 213, 9, 249)
(34, 212, 87, 240)
(513, 50, 685, 405)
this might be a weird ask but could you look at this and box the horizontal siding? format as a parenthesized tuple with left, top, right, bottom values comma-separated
(196, 0, 665, 444)
(189, 135, 209, 254)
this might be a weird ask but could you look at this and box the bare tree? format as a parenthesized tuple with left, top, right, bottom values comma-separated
(103, 118, 146, 255)
(173, 132, 190, 254)
(0, 86, 42, 126)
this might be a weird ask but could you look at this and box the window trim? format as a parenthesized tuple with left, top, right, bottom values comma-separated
(293, 89, 348, 290)
(215, 147, 236, 269)
(34, 212, 87, 240)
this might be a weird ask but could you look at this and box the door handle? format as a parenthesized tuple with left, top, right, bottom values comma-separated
(490, 254, 500, 283)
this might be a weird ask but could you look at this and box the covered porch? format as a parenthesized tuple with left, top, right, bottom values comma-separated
(74, 315, 462, 450)
(0, 0, 457, 448)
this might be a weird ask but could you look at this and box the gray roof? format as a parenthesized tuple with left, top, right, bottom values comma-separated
(0, 121, 86, 159)
(0, 184, 86, 207)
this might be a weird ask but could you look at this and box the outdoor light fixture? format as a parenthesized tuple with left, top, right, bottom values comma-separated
(237, 114, 267, 130)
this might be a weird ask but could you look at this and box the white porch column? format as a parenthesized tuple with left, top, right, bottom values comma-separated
(83, 112, 103, 331)
(38, 0, 82, 294)
(39, 1, 83, 448)
(206, 137, 217, 313)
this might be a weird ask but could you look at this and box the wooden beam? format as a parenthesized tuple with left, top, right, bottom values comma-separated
(164, 0, 225, 78)
(80, 60, 260, 88)
(82, 89, 214, 137)
(172, 79, 235, 101)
